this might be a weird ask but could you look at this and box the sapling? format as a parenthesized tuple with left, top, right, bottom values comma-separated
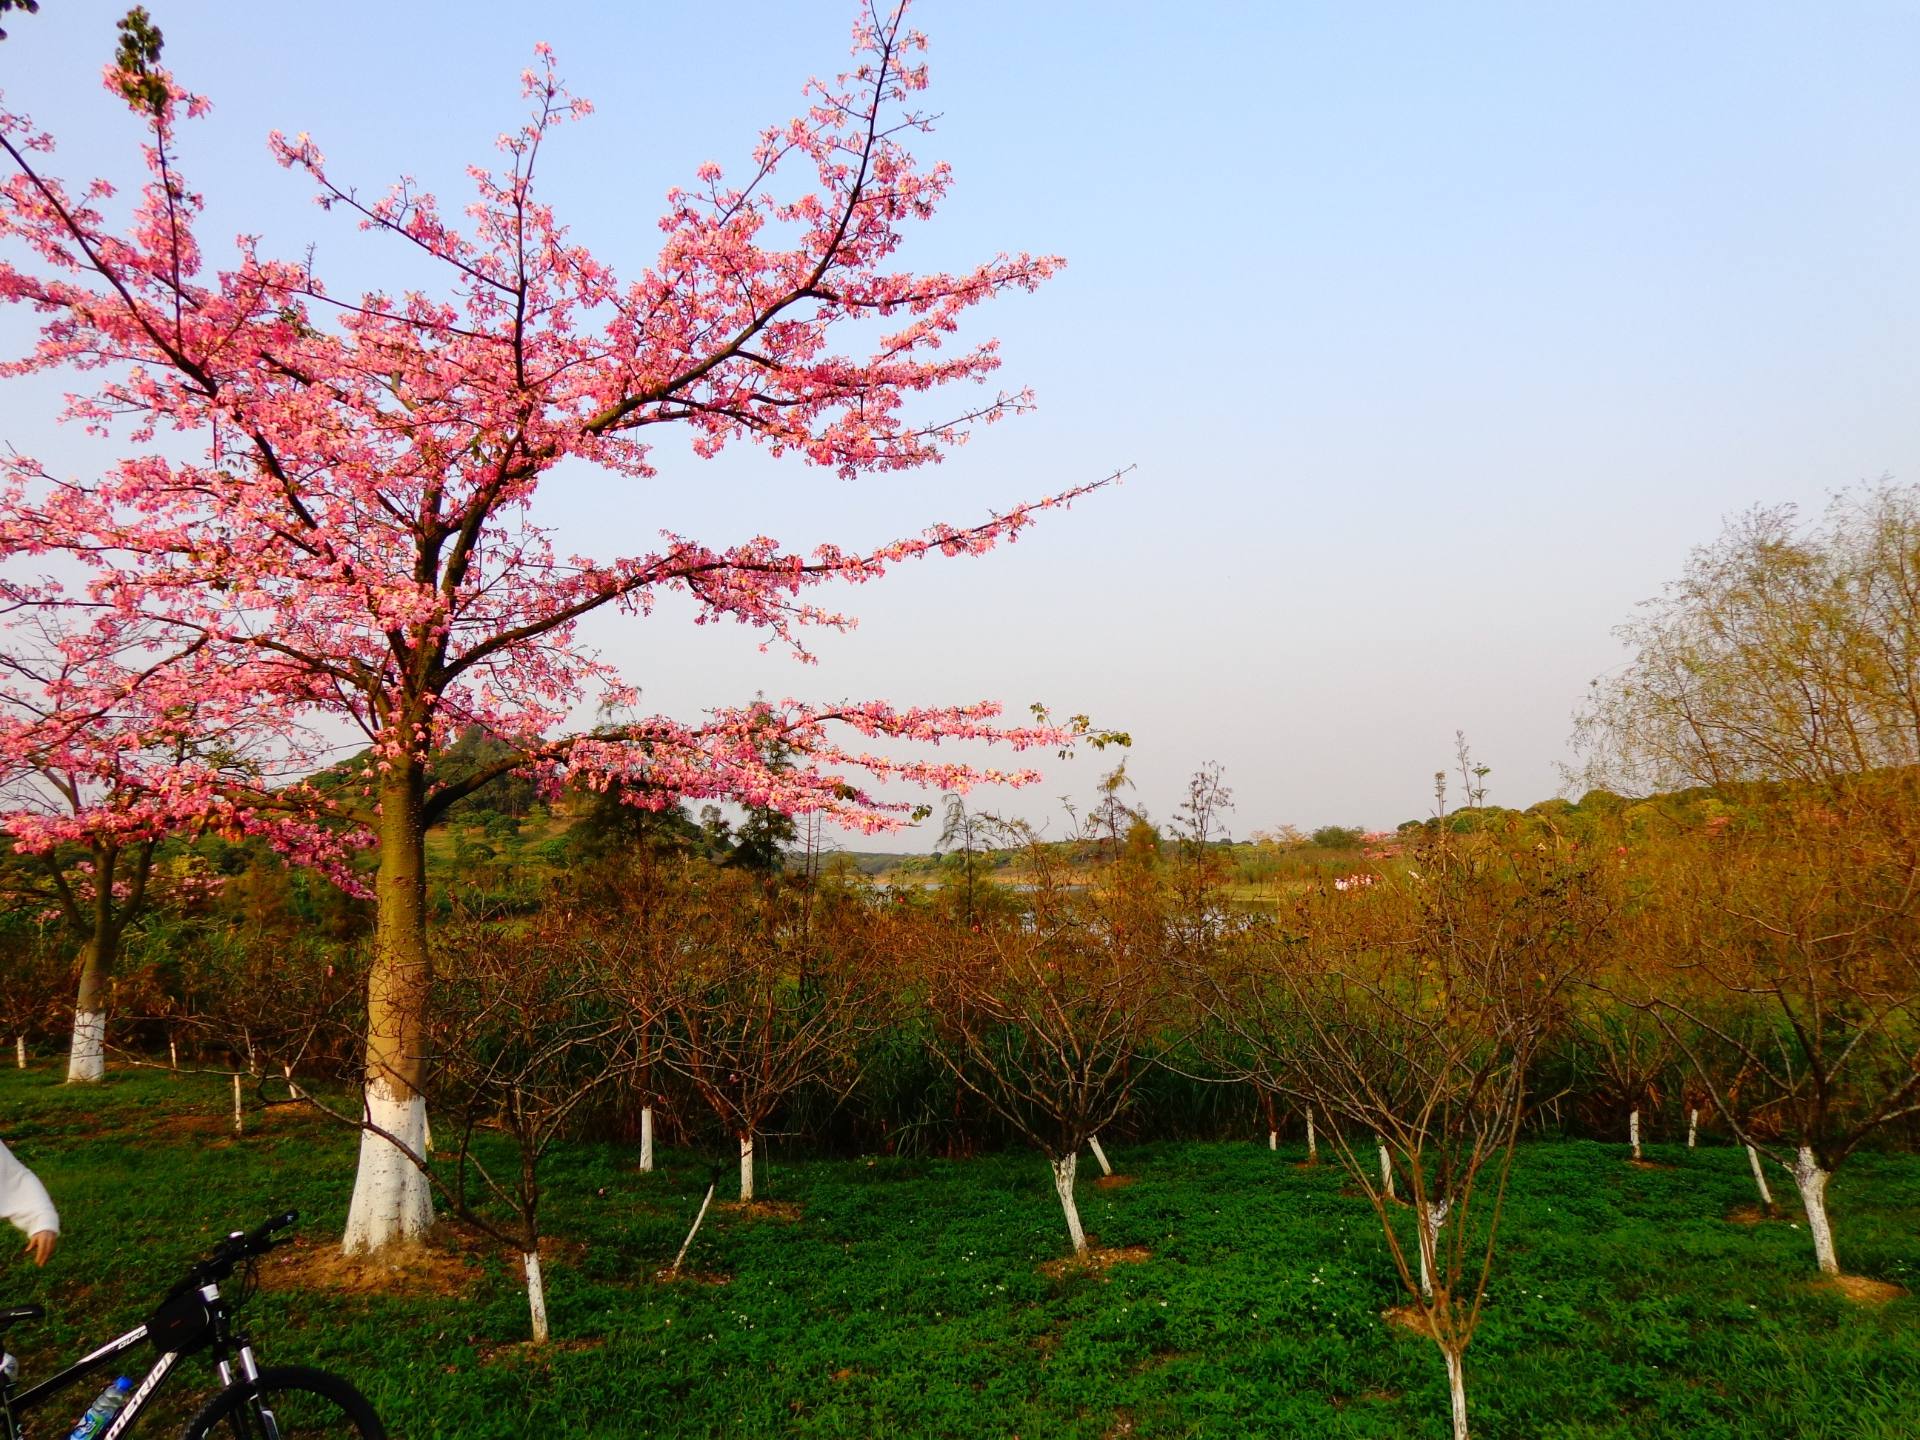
(635, 867, 891, 1206)
(926, 804, 1169, 1259)
(1234, 817, 1604, 1440)
(417, 921, 633, 1342)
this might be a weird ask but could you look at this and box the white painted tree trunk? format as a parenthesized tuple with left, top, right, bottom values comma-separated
(1088, 1134, 1113, 1177)
(1051, 1153, 1088, 1258)
(232, 1073, 243, 1134)
(66, 1011, 106, 1084)
(1306, 1108, 1317, 1163)
(1687, 1108, 1698, 1149)
(739, 1134, 755, 1203)
(523, 1251, 549, 1343)
(1268, 1130, 1278, 1151)
(1792, 1146, 1838, 1275)
(1418, 1198, 1450, 1300)
(1443, 1347, 1470, 1440)
(670, 1177, 718, 1277)
(1377, 1139, 1395, 1200)
(1746, 1144, 1774, 1210)
(282, 1064, 302, 1101)
(1629, 1108, 1641, 1160)
(13, 1036, 23, 1070)
(342, 1084, 435, 1254)
(168, 1038, 177, 1070)
(639, 1106, 655, 1173)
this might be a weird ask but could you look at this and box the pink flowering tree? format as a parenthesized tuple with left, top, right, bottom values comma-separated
(0, 611, 360, 1081)
(0, 5, 1115, 1251)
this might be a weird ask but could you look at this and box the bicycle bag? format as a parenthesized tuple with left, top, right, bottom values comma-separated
(144, 1293, 214, 1357)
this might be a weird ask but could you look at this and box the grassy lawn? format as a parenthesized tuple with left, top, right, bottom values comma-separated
(0, 1068, 1914, 1439)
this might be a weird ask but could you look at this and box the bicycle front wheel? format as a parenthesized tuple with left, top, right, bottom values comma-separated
(178, 1365, 386, 1440)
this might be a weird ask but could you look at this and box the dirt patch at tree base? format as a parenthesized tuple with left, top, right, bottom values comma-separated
(720, 1199, 803, 1221)
(1038, 1244, 1150, 1279)
(1816, 1274, 1906, 1305)
(1094, 1174, 1135, 1190)
(476, 1337, 605, 1366)
(261, 1234, 481, 1297)
(1725, 1205, 1777, 1225)
(1626, 1159, 1673, 1171)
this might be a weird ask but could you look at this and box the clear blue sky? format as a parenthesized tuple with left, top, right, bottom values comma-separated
(3, 2, 1916, 844)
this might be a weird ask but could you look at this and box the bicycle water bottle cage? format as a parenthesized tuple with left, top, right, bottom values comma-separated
(144, 1293, 214, 1358)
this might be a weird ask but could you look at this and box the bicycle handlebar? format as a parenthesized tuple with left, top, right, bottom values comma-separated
(169, 1212, 299, 1298)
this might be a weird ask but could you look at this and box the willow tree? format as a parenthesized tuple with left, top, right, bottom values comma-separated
(0, 4, 1114, 1252)
(1581, 485, 1920, 1276)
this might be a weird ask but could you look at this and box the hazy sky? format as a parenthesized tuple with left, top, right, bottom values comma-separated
(2, 3, 1914, 846)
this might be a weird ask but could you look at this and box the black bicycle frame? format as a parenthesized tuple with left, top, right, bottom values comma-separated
(1, 1277, 261, 1440)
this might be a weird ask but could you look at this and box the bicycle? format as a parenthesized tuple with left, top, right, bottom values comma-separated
(0, 1211, 386, 1439)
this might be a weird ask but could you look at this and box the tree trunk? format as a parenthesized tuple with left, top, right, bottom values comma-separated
(1629, 1108, 1641, 1161)
(523, 1250, 549, 1344)
(1792, 1146, 1838, 1275)
(232, 1072, 243, 1135)
(1088, 1134, 1113, 1177)
(342, 767, 435, 1255)
(168, 1038, 177, 1070)
(1443, 1346, 1470, 1440)
(1687, 1108, 1698, 1149)
(639, 1106, 655, 1173)
(1268, 1130, 1277, 1151)
(1051, 1153, 1088, 1258)
(13, 1036, 23, 1070)
(1746, 1144, 1774, 1213)
(739, 1133, 755, 1203)
(66, 934, 112, 1084)
(1377, 1138, 1395, 1199)
(1305, 1108, 1317, 1164)
(1418, 1198, 1449, 1300)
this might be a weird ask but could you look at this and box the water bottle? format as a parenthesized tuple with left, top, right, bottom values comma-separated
(67, 1376, 132, 1439)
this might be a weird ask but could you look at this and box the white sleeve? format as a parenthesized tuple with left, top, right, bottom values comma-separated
(0, 1141, 58, 1237)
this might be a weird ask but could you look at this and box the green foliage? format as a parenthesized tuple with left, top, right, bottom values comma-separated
(3, 1071, 1916, 1439)
(111, 8, 169, 116)
(1311, 825, 1366, 849)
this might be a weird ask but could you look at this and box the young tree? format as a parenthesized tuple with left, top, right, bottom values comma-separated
(1567, 996, 1674, 1163)
(1230, 826, 1604, 1440)
(1645, 795, 1920, 1275)
(0, 5, 1115, 1249)
(429, 922, 631, 1343)
(926, 827, 1170, 1259)
(629, 867, 890, 1203)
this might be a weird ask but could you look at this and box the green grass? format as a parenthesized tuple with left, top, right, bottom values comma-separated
(1, 1069, 1916, 1438)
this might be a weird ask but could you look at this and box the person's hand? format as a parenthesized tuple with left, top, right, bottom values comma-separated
(23, 1231, 55, 1267)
